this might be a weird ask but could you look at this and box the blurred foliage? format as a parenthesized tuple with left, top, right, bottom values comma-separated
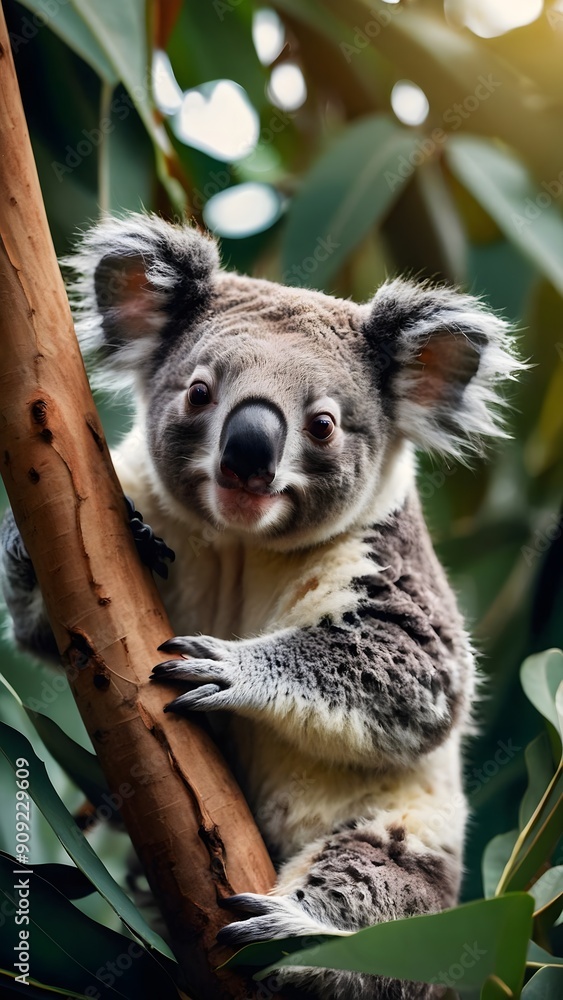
(0, 0, 563, 996)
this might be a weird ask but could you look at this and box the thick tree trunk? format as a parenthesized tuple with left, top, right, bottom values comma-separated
(0, 8, 276, 999)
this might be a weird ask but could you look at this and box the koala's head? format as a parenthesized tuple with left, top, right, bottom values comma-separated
(67, 214, 523, 549)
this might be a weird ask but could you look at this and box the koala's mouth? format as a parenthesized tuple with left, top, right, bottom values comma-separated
(214, 483, 288, 530)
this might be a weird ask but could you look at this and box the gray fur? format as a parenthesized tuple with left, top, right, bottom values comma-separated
(157, 496, 469, 771)
(0, 509, 58, 659)
(0, 214, 525, 999)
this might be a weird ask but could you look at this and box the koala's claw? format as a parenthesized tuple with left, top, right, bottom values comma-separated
(157, 635, 226, 659)
(152, 657, 232, 687)
(124, 495, 175, 579)
(221, 893, 279, 915)
(217, 893, 328, 948)
(153, 659, 233, 713)
(163, 683, 226, 714)
(152, 635, 240, 713)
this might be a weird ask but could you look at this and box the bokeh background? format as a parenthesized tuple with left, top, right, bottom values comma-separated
(0, 0, 562, 979)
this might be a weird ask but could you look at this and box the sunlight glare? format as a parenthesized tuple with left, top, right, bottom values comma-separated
(203, 183, 283, 238)
(391, 80, 430, 126)
(174, 80, 259, 162)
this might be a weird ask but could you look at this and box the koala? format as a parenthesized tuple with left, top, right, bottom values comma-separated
(0, 214, 524, 1000)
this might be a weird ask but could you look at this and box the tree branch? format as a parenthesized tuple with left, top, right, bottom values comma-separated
(0, 8, 276, 998)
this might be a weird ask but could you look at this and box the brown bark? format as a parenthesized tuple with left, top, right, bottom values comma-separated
(0, 7, 276, 998)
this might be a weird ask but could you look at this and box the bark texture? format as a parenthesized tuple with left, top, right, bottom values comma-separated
(0, 8, 276, 998)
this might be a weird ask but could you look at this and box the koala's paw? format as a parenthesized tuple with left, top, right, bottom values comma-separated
(151, 634, 241, 714)
(217, 893, 332, 949)
(124, 496, 175, 579)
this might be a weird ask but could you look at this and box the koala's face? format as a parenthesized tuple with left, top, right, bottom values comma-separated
(143, 277, 387, 546)
(70, 214, 521, 548)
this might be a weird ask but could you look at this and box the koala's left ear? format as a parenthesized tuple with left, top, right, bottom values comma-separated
(63, 213, 219, 383)
(363, 279, 526, 458)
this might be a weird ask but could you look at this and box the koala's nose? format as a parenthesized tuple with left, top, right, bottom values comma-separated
(220, 401, 286, 492)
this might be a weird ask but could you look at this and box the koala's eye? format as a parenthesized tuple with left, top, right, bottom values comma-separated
(307, 413, 335, 441)
(187, 382, 211, 407)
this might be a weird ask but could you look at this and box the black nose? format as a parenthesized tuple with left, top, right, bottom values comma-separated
(220, 401, 286, 492)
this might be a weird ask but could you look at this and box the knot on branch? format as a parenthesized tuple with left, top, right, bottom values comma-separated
(64, 628, 111, 690)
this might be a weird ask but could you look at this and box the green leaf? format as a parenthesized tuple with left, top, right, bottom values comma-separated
(0, 853, 179, 1000)
(167, 0, 266, 111)
(24, 709, 108, 809)
(529, 866, 563, 916)
(0, 851, 95, 900)
(0, 968, 94, 999)
(16, 0, 117, 82)
(0, 720, 175, 962)
(556, 683, 563, 744)
(446, 138, 563, 299)
(281, 115, 423, 289)
(12, 0, 185, 211)
(381, 160, 468, 285)
(70, 0, 148, 107)
(480, 975, 513, 1000)
(521, 650, 563, 740)
(0, 668, 109, 807)
(522, 967, 563, 999)
(482, 830, 518, 898)
(229, 895, 533, 997)
(279, 0, 563, 178)
(98, 83, 156, 214)
(530, 866, 563, 940)
(496, 764, 563, 894)
(519, 733, 556, 830)
(527, 941, 563, 969)
(69, 0, 185, 209)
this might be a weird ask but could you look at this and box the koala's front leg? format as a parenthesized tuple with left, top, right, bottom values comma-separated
(152, 614, 458, 769)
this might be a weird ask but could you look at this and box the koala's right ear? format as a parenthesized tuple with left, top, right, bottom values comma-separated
(63, 213, 219, 379)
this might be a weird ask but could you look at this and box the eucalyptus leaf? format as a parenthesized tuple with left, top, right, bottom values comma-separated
(67, 0, 185, 209)
(0, 968, 94, 999)
(24, 709, 108, 809)
(0, 851, 95, 900)
(522, 966, 563, 999)
(167, 0, 265, 110)
(0, 666, 109, 807)
(70, 0, 148, 108)
(482, 830, 518, 898)
(530, 866, 563, 939)
(529, 866, 563, 916)
(0, 853, 179, 1000)
(0, 720, 175, 962)
(279, 0, 563, 178)
(496, 765, 563, 894)
(527, 940, 563, 969)
(281, 115, 423, 289)
(447, 139, 563, 299)
(520, 649, 563, 740)
(16, 0, 117, 82)
(480, 975, 513, 1000)
(229, 895, 533, 997)
(519, 733, 555, 831)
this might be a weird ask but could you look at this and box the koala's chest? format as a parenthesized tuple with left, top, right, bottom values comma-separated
(159, 542, 294, 638)
(112, 434, 374, 638)
(156, 528, 371, 639)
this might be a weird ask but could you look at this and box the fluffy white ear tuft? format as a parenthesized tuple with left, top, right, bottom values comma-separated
(62, 212, 219, 390)
(363, 278, 528, 459)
